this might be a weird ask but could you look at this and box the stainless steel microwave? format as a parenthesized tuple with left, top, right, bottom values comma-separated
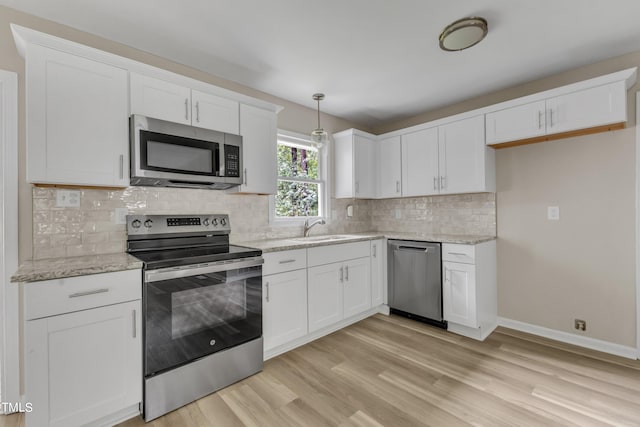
(130, 114, 242, 190)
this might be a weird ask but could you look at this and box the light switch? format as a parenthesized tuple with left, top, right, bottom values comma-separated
(115, 208, 128, 225)
(547, 206, 560, 220)
(55, 190, 81, 208)
(394, 208, 402, 219)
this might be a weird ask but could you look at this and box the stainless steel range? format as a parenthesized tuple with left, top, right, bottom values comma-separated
(126, 214, 263, 421)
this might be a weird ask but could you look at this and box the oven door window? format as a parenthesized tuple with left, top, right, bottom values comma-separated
(144, 264, 261, 377)
(140, 130, 219, 176)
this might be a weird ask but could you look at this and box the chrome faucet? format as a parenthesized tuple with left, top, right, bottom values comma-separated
(303, 218, 326, 237)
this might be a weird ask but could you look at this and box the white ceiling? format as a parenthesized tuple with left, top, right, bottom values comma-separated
(3, 0, 640, 127)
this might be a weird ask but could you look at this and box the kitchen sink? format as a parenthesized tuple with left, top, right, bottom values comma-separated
(288, 234, 359, 243)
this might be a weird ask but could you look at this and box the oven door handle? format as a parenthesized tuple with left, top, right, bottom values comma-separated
(145, 256, 264, 283)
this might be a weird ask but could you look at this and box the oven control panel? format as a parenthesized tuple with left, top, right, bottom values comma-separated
(127, 214, 230, 236)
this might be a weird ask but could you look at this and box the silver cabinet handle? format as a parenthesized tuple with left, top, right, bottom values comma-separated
(396, 181, 400, 193)
(340, 266, 344, 282)
(433, 176, 437, 191)
(447, 252, 468, 256)
(195, 101, 200, 123)
(373, 244, 377, 258)
(278, 259, 296, 264)
(185, 98, 189, 120)
(345, 265, 349, 281)
(538, 110, 543, 129)
(440, 176, 446, 190)
(549, 109, 554, 127)
(69, 288, 109, 298)
(265, 282, 270, 302)
(355, 181, 360, 194)
(243, 168, 247, 185)
(119, 154, 124, 180)
(132, 309, 137, 338)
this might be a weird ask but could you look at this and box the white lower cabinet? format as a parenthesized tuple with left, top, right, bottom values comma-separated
(442, 240, 497, 341)
(263, 269, 308, 351)
(308, 262, 344, 332)
(23, 270, 142, 427)
(370, 239, 386, 306)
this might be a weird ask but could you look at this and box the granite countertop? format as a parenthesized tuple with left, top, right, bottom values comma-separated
(233, 231, 495, 253)
(11, 253, 143, 283)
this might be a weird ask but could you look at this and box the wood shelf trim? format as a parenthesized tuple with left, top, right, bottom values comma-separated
(489, 122, 625, 149)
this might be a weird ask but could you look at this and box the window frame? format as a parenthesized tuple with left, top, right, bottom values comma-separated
(269, 129, 329, 225)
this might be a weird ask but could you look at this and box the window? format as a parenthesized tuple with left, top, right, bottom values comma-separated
(273, 131, 325, 220)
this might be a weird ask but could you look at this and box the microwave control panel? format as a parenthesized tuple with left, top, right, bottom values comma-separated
(224, 144, 240, 177)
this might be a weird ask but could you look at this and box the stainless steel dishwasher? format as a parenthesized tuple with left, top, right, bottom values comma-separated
(388, 240, 446, 328)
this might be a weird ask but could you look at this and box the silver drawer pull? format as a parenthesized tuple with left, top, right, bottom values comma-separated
(132, 309, 137, 338)
(447, 252, 468, 256)
(68, 288, 109, 298)
(278, 259, 296, 264)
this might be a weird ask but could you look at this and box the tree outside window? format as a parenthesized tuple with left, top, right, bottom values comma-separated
(275, 138, 324, 218)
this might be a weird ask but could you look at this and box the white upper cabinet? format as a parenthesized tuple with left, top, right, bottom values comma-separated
(439, 115, 494, 194)
(486, 72, 633, 147)
(545, 82, 626, 134)
(401, 127, 439, 197)
(191, 89, 239, 134)
(26, 45, 129, 187)
(130, 73, 240, 133)
(485, 100, 546, 145)
(334, 129, 377, 199)
(130, 73, 191, 125)
(377, 136, 402, 198)
(237, 103, 277, 194)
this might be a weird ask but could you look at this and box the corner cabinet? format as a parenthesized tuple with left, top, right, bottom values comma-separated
(442, 240, 497, 341)
(235, 104, 278, 194)
(26, 45, 129, 187)
(23, 269, 142, 427)
(334, 129, 377, 199)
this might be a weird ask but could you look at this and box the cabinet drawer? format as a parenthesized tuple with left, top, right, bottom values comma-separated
(24, 269, 142, 320)
(442, 243, 475, 264)
(308, 241, 370, 267)
(263, 249, 307, 275)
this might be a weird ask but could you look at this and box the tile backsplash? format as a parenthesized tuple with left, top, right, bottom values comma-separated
(31, 187, 495, 259)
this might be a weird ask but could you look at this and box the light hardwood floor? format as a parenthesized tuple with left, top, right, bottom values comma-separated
(3, 314, 640, 426)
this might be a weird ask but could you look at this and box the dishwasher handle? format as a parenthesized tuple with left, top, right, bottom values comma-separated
(397, 246, 434, 253)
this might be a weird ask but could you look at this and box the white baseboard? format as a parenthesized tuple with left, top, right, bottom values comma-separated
(497, 317, 638, 360)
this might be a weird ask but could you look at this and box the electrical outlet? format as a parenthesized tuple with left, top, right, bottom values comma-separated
(547, 206, 560, 220)
(394, 208, 402, 219)
(574, 319, 586, 331)
(114, 208, 128, 225)
(55, 190, 81, 208)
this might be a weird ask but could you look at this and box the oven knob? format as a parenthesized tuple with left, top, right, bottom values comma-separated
(220, 218, 227, 226)
(212, 218, 218, 226)
(144, 219, 153, 228)
(131, 219, 141, 229)
(203, 218, 210, 226)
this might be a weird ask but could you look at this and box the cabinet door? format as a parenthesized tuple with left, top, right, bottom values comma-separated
(443, 261, 477, 328)
(308, 263, 343, 332)
(130, 72, 191, 124)
(377, 136, 402, 198)
(25, 301, 141, 427)
(343, 257, 371, 318)
(370, 239, 385, 306)
(354, 135, 376, 198)
(334, 133, 355, 198)
(546, 82, 626, 134)
(27, 45, 129, 186)
(485, 100, 546, 145)
(401, 127, 439, 197)
(438, 116, 486, 194)
(263, 270, 308, 351)
(238, 104, 277, 194)
(191, 89, 239, 134)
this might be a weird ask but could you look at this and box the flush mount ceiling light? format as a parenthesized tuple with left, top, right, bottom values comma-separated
(311, 93, 328, 148)
(439, 17, 488, 51)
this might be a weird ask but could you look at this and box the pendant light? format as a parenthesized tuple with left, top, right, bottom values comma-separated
(310, 93, 328, 148)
